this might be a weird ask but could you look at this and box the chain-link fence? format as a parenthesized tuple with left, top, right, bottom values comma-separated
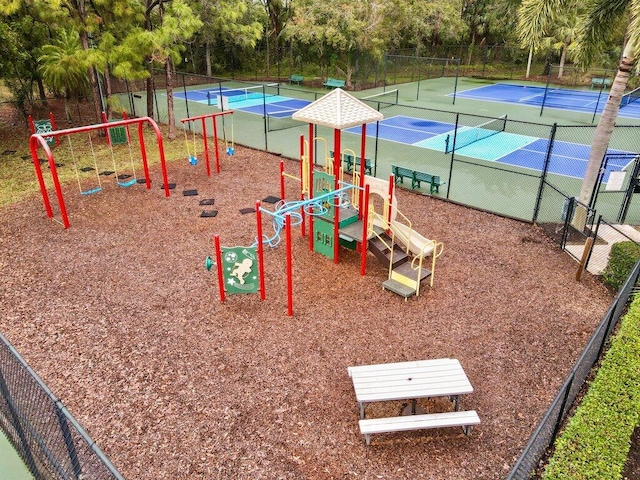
(507, 258, 640, 479)
(0, 333, 124, 480)
(109, 71, 640, 230)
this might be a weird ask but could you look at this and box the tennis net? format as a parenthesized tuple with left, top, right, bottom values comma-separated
(621, 87, 640, 108)
(445, 115, 507, 153)
(360, 89, 399, 110)
(207, 83, 280, 107)
(266, 108, 304, 132)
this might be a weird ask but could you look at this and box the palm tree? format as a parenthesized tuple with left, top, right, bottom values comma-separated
(38, 29, 90, 121)
(518, 0, 639, 215)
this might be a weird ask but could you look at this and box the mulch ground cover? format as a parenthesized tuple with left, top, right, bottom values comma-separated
(0, 101, 624, 479)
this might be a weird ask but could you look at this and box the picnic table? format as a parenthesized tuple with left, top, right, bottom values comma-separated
(348, 358, 479, 444)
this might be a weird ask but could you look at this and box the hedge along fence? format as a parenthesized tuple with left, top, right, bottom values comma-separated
(603, 241, 640, 292)
(541, 295, 640, 479)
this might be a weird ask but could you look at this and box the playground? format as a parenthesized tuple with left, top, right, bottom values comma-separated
(0, 97, 616, 479)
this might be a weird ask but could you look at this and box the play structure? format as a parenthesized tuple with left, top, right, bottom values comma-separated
(208, 89, 444, 314)
(180, 110, 234, 175)
(29, 116, 171, 228)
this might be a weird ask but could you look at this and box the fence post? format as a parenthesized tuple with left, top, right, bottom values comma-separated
(444, 113, 459, 199)
(532, 123, 558, 223)
(551, 371, 575, 443)
(583, 215, 602, 273)
(540, 64, 553, 117)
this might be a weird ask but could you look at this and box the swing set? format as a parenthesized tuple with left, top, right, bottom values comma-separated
(180, 110, 234, 176)
(29, 116, 171, 229)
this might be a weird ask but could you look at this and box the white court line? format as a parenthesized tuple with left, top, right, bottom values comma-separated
(519, 92, 545, 102)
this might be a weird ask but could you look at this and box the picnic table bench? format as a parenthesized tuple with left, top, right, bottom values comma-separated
(289, 74, 304, 85)
(324, 78, 346, 89)
(591, 77, 612, 89)
(392, 164, 446, 194)
(348, 358, 479, 445)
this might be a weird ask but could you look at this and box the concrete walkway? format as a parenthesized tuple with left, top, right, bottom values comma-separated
(565, 224, 640, 275)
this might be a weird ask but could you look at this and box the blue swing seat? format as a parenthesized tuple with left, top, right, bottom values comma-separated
(80, 187, 102, 195)
(117, 178, 137, 188)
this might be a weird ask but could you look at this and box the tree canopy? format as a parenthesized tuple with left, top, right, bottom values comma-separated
(0, 0, 634, 127)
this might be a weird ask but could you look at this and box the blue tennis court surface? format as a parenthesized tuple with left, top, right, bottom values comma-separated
(174, 87, 310, 112)
(346, 115, 635, 182)
(452, 83, 640, 119)
(175, 89, 636, 183)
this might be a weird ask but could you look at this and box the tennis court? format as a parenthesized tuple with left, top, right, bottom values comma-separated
(174, 85, 311, 116)
(346, 115, 635, 183)
(173, 85, 635, 183)
(452, 83, 640, 120)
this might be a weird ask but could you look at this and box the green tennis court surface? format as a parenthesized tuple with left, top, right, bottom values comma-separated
(0, 433, 32, 479)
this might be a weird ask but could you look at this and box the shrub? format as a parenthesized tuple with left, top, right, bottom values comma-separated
(602, 241, 640, 291)
(541, 297, 640, 480)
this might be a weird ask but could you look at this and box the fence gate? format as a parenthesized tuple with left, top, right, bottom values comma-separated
(592, 153, 640, 224)
(559, 196, 597, 266)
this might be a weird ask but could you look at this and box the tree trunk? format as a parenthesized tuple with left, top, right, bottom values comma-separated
(104, 62, 112, 118)
(206, 42, 212, 77)
(571, 44, 635, 230)
(265, 27, 270, 77)
(37, 78, 47, 103)
(578, 53, 634, 207)
(526, 46, 533, 79)
(79, 31, 104, 124)
(558, 43, 567, 79)
(146, 66, 154, 119)
(166, 57, 176, 139)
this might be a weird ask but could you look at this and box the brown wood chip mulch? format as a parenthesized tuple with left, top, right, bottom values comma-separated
(0, 145, 613, 479)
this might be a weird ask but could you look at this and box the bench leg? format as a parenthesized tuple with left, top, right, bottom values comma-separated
(463, 425, 472, 436)
(365, 433, 371, 445)
(359, 401, 366, 419)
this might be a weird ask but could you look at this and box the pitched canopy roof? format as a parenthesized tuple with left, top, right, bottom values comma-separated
(291, 88, 383, 129)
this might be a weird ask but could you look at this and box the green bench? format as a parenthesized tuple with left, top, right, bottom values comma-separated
(324, 78, 346, 89)
(329, 151, 372, 175)
(289, 74, 304, 85)
(392, 164, 446, 195)
(591, 77, 612, 89)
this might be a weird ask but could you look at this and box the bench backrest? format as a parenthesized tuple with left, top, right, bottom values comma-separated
(392, 165, 413, 176)
(326, 78, 345, 86)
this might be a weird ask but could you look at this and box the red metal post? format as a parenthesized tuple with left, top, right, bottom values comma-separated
(387, 173, 395, 225)
(308, 124, 315, 252)
(28, 115, 35, 134)
(137, 123, 151, 189)
(256, 201, 266, 300)
(29, 137, 53, 220)
(298, 134, 306, 237)
(333, 128, 341, 264)
(122, 110, 132, 144)
(201, 117, 211, 176)
(214, 234, 226, 303)
(360, 183, 370, 276)
(49, 112, 60, 146)
(359, 123, 367, 218)
(212, 115, 221, 174)
(280, 160, 286, 200)
(101, 112, 111, 146)
(285, 212, 293, 317)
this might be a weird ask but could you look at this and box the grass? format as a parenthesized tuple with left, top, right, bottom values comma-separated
(541, 296, 640, 479)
